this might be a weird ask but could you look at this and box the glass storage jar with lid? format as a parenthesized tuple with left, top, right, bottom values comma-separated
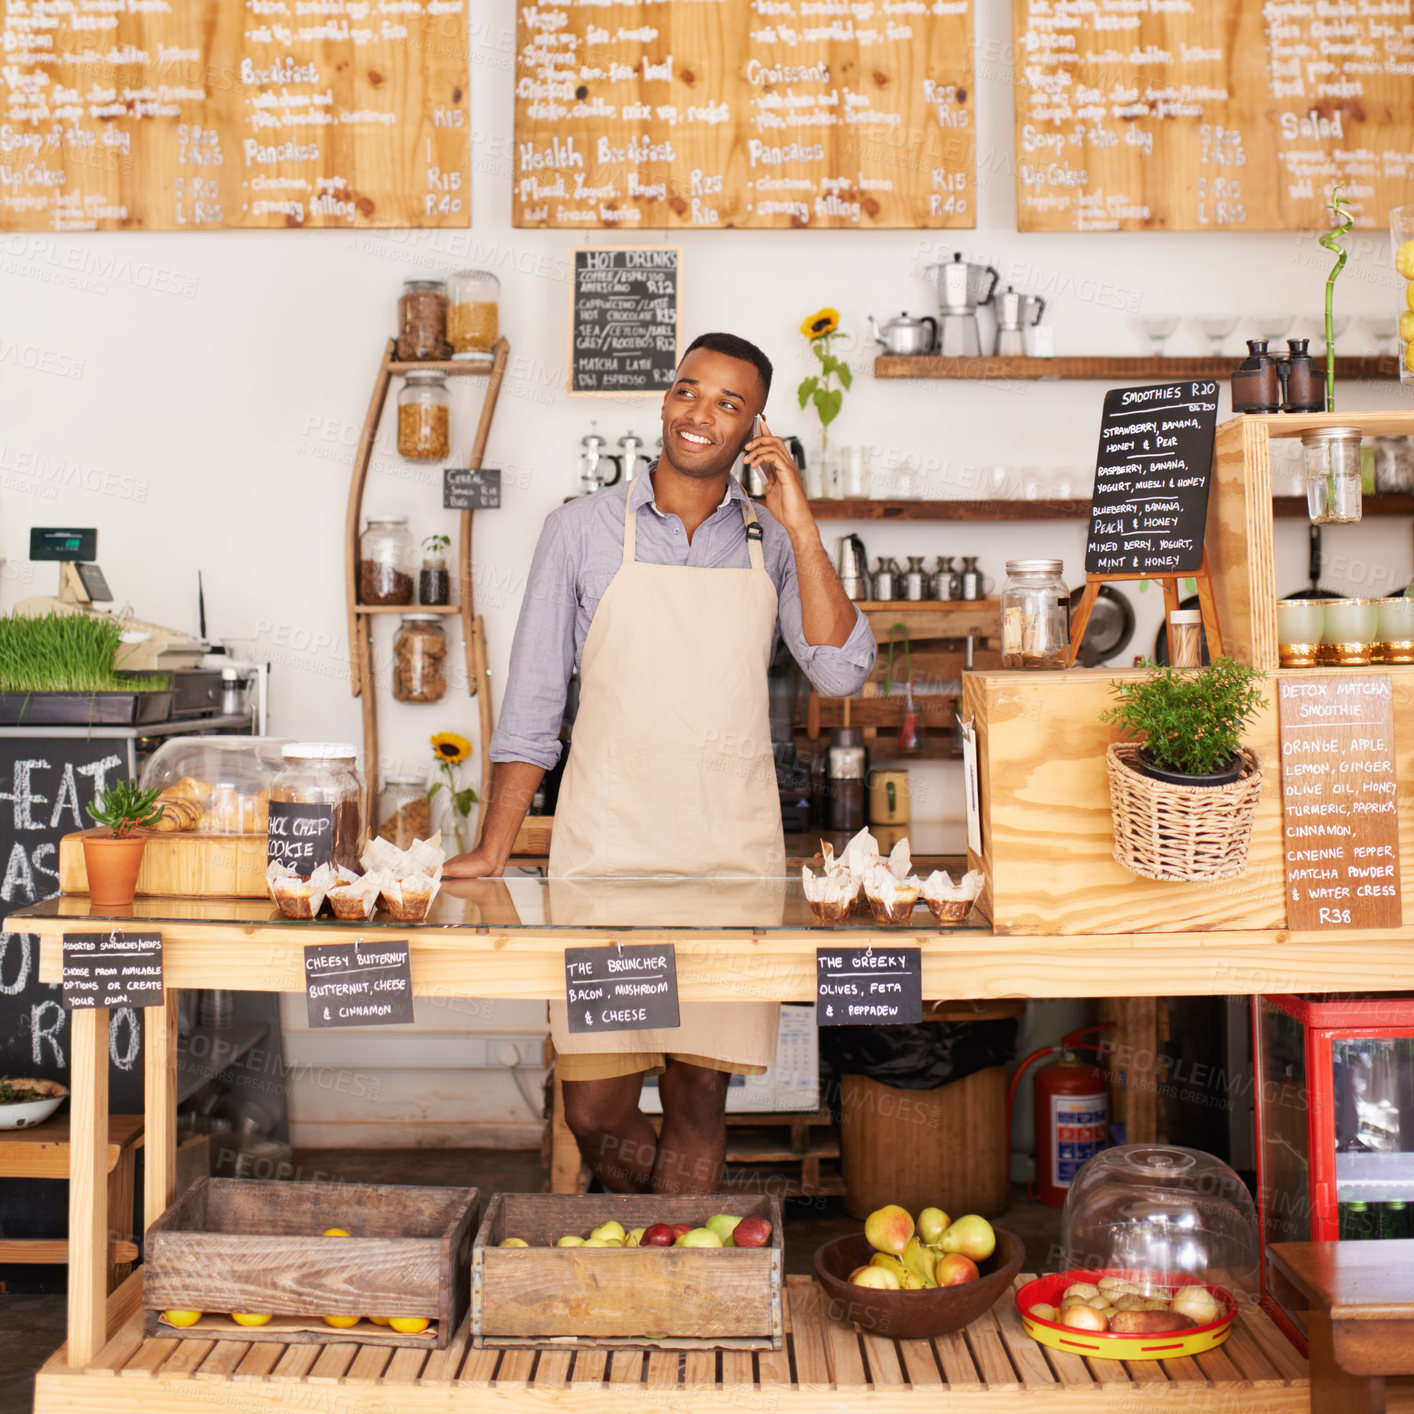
(359, 515, 415, 606)
(393, 614, 448, 703)
(269, 742, 366, 874)
(1001, 558, 1069, 669)
(397, 370, 450, 461)
(420, 534, 451, 605)
(395, 278, 449, 362)
(139, 737, 289, 834)
(377, 775, 431, 848)
(447, 269, 500, 357)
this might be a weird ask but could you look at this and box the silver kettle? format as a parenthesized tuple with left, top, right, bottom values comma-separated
(868, 312, 937, 356)
(836, 534, 870, 601)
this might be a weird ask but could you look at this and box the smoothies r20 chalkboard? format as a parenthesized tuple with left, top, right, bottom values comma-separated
(570, 247, 681, 396)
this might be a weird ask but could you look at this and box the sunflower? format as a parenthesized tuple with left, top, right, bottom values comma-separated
(430, 731, 472, 764)
(800, 308, 840, 340)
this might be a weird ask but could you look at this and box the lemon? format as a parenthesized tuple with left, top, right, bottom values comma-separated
(1406, 342, 1414, 374)
(231, 1313, 272, 1327)
(1401, 311, 1414, 344)
(323, 1315, 361, 1329)
(368, 1316, 391, 1326)
(164, 1309, 202, 1328)
(1407, 281, 1414, 314)
(322, 1227, 351, 1237)
(1396, 240, 1414, 280)
(388, 1317, 430, 1334)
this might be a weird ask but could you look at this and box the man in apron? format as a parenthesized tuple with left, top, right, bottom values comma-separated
(447, 331, 874, 1192)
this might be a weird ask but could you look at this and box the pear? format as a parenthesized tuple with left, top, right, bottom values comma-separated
(869, 1253, 909, 1282)
(625, 1228, 645, 1247)
(902, 1236, 938, 1288)
(590, 1221, 626, 1244)
(497, 1238, 529, 1248)
(556, 1235, 585, 1247)
(705, 1214, 743, 1243)
(678, 1228, 725, 1248)
(917, 1207, 950, 1246)
(937, 1215, 995, 1262)
(899, 1270, 929, 1290)
(583, 1237, 621, 1247)
(850, 1265, 900, 1290)
(863, 1204, 915, 1257)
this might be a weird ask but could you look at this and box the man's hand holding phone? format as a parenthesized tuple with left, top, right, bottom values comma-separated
(743, 417, 813, 536)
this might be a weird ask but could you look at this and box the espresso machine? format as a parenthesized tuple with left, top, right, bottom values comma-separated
(993, 287, 1047, 356)
(927, 253, 999, 357)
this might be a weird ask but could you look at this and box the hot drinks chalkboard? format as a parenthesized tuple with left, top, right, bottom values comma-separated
(1085, 382, 1221, 578)
(570, 247, 681, 396)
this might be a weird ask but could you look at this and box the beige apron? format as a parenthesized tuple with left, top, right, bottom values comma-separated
(547, 491, 784, 1070)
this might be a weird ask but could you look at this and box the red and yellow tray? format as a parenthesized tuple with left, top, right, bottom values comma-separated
(1016, 1269, 1237, 1362)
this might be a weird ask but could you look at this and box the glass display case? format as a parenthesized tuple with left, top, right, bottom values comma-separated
(139, 736, 289, 834)
(1253, 992, 1414, 1345)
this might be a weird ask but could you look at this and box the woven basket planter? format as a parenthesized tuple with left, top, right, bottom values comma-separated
(1106, 742, 1264, 883)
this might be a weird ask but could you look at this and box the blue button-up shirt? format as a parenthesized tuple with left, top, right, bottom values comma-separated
(489, 473, 877, 770)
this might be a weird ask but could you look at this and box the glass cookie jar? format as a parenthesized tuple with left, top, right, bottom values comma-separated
(269, 742, 366, 875)
(447, 269, 500, 358)
(359, 515, 415, 606)
(1001, 558, 1069, 669)
(393, 614, 448, 703)
(397, 370, 451, 461)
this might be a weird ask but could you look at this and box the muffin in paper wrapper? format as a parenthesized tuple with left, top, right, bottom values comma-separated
(362, 833, 444, 923)
(267, 862, 333, 920)
(326, 866, 382, 921)
(920, 868, 982, 923)
(863, 862, 921, 924)
(801, 862, 859, 924)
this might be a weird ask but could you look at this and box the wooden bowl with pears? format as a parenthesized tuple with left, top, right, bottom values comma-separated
(813, 1205, 1024, 1340)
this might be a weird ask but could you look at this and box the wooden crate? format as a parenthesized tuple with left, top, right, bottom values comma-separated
(59, 831, 269, 897)
(471, 1192, 784, 1350)
(142, 1178, 479, 1349)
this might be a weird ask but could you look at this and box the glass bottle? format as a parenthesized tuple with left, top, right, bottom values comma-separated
(359, 516, 415, 606)
(1001, 558, 1069, 669)
(827, 727, 867, 832)
(395, 278, 449, 362)
(392, 614, 448, 704)
(1302, 426, 1363, 524)
(420, 538, 452, 605)
(397, 370, 450, 461)
(377, 775, 431, 848)
(447, 269, 500, 357)
(269, 742, 365, 874)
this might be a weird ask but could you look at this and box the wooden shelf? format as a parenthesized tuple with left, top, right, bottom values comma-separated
(388, 358, 498, 376)
(1274, 494, 1414, 517)
(874, 353, 1402, 381)
(355, 604, 461, 614)
(808, 498, 1089, 520)
(856, 598, 999, 611)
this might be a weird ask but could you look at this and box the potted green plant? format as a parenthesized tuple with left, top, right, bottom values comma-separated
(82, 779, 163, 907)
(1101, 658, 1269, 883)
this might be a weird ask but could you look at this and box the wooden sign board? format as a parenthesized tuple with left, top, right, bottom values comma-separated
(1013, 0, 1414, 231)
(815, 946, 922, 1026)
(570, 247, 680, 395)
(62, 931, 162, 1011)
(0, 2, 469, 232)
(1085, 383, 1221, 579)
(1278, 675, 1402, 931)
(515, 1, 975, 229)
(305, 940, 414, 1029)
(564, 943, 681, 1033)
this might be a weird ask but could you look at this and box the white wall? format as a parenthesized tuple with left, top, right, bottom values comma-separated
(2, 0, 1411, 1143)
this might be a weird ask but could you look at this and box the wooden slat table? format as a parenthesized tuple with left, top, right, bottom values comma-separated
(33, 1271, 1311, 1413)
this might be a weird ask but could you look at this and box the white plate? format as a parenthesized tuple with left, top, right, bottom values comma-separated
(0, 1079, 67, 1130)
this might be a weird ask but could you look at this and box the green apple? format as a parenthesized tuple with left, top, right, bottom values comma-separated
(704, 1214, 742, 1243)
(677, 1228, 725, 1248)
(556, 1235, 585, 1247)
(590, 1221, 627, 1244)
(625, 1228, 645, 1247)
(497, 1238, 529, 1248)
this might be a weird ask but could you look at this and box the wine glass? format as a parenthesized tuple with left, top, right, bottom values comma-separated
(1362, 315, 1397, 358)
(1194, 315, 1238, 356)
(1249, 314, 1293, 343)
(1137, 315, 1180, 356)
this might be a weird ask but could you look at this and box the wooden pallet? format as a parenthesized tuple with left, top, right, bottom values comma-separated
(35, 1271, 1314, 1412)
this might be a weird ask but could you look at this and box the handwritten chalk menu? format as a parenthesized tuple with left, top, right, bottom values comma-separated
(443, 467, 501, 511)
(571, 247, 680, 394)
(0, 1, 469, 232)
(62, 932, 162, 1010)
(1278, 676, 1401, 931)
(816, 946, 922, 1026)
(1085, 383, 1220, 578)
(564, 943, 680, 1033)
(1013, 0, 1414, 232)
(515, 0, 975, 229)
(305, 939, 413, 1029)
(267, 802, 334, 874)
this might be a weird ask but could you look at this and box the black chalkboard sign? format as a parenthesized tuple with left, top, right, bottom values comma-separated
(267, 802, 335, 873)
(444, 466, 501, 510)
(1084, 382, 1222, 577)
(570, 246, 681, 395)
(564, 943, 680, 1034)
(305, 939, 414, 1028)
(816, 946, 922, 1026)
(62, 930, 163, 1010)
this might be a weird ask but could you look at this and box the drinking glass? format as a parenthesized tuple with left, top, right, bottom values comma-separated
(1137, 315, 1180, 356)
(1276, 599, 1325, 668)
(1322, 597, 1378, 665)
(1195, 315, 1238, 355)
(1376, 596, 1414, 662)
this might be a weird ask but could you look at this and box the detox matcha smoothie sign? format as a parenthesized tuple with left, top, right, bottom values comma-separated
(1278, 675, 1401, 931)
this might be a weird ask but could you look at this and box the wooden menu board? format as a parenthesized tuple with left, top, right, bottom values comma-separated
(1278, 675, 1401, 932)
(570, 247, 680, 395)
(514, 0, 975, 229)
(1012, 0, 1414, 231)
(0, 0, 469, 232)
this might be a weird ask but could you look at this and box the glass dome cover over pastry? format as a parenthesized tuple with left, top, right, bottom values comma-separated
(1061, 1144, 1259, 1301)
(139, 737, 289, 835)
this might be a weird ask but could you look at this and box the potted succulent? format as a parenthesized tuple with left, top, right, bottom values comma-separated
(82, 779, 164, 907)
(1101, 658, 1268, 883)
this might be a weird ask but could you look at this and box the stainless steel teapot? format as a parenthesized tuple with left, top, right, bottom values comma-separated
(868, 312, 937, 356)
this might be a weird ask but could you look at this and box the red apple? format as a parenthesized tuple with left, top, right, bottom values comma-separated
(641, 1223, 676, 1247)
(934, 1253, 979, 1287)
(669, 1223, 693, 1240)
(731, 1217, 772, 1248)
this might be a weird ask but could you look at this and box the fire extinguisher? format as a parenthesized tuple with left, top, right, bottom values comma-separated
(1007, 1024, 1112, 1209)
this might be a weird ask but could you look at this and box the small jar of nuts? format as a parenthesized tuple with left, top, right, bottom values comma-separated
(393, 614, 448, 703)
(397, 370, 450, 461)
(447, 269, 500, 358)
(395, 278, 449, 361)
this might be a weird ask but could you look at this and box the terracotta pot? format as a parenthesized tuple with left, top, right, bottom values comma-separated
(80, 831, 147, 908)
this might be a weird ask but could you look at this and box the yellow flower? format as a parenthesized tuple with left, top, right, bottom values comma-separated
(430, 732, 472, 764)
(800, 308, 839, 340)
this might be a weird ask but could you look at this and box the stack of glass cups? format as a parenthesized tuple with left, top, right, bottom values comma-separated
(1376, 595, 1414, 663)
(1322, 598, 1378, 666)
(1276, 599, 1324, 669)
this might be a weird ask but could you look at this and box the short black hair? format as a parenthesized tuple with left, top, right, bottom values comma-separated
(682, 331, 773, 402)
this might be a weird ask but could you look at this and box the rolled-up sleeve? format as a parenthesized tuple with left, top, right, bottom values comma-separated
(488, 511, 579, 770)
(775, 551, 876, 696)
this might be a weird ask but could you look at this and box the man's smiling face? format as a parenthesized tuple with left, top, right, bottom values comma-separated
(659, 346, 767, 480)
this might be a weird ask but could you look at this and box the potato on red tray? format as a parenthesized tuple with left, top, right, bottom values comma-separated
(1107, 1308, 1196, 1335)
